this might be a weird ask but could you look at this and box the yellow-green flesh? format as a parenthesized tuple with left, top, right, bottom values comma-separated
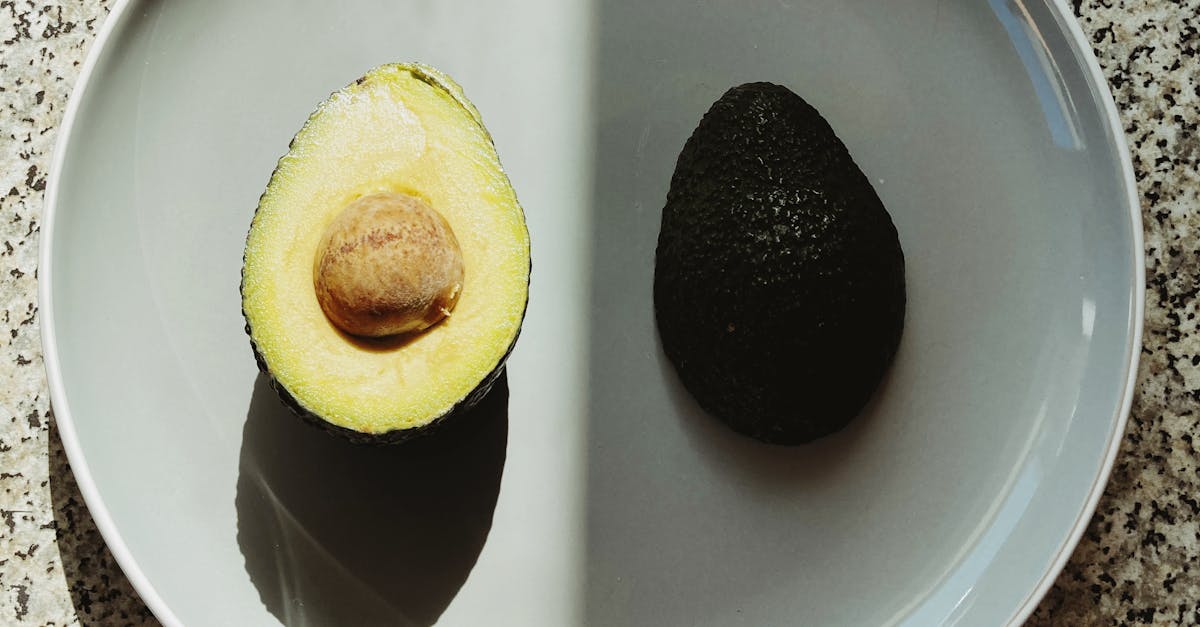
(242, 64, 529, 434)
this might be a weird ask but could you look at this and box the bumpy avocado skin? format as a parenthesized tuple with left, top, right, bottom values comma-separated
(240, 63, 528, 444)
(654, 82, 905, 445)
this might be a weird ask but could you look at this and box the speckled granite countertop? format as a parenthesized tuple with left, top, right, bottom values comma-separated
(0, 1, 1194, 625)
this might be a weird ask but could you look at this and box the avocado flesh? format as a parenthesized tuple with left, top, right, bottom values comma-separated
(654, 82, 905, 445)
(241, 64, 529, 439)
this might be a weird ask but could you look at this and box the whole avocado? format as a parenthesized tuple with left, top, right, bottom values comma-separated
(654, 82, 905, 445)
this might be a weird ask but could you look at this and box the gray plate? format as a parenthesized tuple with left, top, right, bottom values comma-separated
(42, 0, 1142, 625)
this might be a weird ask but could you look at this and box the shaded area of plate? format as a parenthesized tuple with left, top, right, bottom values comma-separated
(236, 373, 508, 626)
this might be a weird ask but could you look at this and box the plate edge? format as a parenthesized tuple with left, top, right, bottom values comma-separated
(38, 1, 186, 626)
(1005, 1, 1146, 625)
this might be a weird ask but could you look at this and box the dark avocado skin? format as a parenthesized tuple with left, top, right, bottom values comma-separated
(654, 82, 905, 445)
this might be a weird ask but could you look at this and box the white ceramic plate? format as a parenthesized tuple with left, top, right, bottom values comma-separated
(42, 0, 1142, 625)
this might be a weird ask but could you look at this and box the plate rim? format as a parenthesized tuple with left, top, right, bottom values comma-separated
(1004, 0, 1144, 624)
(38, 1, 185, 625)
(37, 0, 1145, 625)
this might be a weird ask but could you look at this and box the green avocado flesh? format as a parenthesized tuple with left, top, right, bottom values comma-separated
(241, 63, 529, 441)
(654, 82, 905, 445)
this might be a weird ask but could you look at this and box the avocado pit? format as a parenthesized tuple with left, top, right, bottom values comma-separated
(314, 192, 465, 338)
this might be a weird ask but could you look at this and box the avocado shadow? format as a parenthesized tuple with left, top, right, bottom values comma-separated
(656, 330, 896, 488)
(236, 372, 508, 627)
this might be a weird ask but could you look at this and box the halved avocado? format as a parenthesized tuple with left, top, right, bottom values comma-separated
(241, 63, 529, 443)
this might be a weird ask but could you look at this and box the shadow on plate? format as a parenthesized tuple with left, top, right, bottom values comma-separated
(236, 372, 509, 627)
(656, 330, 894, 488)
(581, 1, 899, 621)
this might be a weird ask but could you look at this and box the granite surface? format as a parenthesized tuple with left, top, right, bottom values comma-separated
(0, 1, 1195, 625)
